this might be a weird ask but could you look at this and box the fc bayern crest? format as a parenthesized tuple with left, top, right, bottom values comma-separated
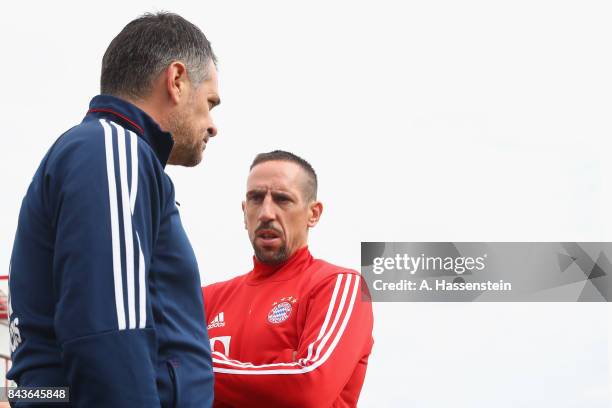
(268, 301, 292, 324)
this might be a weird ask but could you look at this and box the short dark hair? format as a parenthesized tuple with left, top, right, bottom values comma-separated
(101, 12, 216, 99)
(250, 150, 318, 202)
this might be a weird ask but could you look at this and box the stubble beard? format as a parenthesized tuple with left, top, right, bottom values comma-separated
(253, 242, 289, 265)
(166, 110, 203, 167)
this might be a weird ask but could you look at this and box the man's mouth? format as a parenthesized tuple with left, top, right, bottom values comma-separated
(201, 135, 210, 150)
(256, 229, 282, 245)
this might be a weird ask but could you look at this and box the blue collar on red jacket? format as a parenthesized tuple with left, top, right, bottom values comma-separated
(86, 94, 174, 167)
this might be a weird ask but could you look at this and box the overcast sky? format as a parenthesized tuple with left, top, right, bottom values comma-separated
(1, 1, 612, 406)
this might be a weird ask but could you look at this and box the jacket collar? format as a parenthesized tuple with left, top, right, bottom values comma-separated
(247, 246, 313, 285)
(86, 94, 174, 167)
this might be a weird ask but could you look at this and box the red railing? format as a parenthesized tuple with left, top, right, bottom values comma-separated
(0, 355, 10, 388)
(0, 276, 7, 320)
(0, 276, 10, 388)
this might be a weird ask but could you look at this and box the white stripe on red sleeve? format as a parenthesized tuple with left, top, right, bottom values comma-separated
(212, 273, 360, 375)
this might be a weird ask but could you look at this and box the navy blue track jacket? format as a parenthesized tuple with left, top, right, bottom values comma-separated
(7, 95, 214, 407)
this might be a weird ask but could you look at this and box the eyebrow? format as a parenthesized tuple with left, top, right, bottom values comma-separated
(271, 191, 292, 200)
(246, 189, 295, 200)
(245, 189, 267, 199)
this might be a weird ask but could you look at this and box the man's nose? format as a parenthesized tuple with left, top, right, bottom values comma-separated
(207, 123, 218, 138)
(258, 196, 275, 222)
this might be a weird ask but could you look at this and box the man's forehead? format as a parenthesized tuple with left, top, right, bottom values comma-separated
(205, 60, 219, 83)
(246, 161, 306, 191)
(199, 61, 219, 94)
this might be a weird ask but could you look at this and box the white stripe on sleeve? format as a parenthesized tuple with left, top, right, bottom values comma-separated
(112, 121, 136, 329)
(212, 273, 361, 375)
(128, 129, 145, 328)
(100, 119, 126, 331)
(302, 274, 343, 364)
(129, 130, 138, 214)
(136, 232, 146, 329)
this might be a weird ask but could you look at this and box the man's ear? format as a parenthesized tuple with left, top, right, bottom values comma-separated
(241, 201, 247, 230)
(165, 61, 188, 105)
(307, 201, 323, 228)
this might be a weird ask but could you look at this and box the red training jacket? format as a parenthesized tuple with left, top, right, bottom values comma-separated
(202, 246, 374, 408)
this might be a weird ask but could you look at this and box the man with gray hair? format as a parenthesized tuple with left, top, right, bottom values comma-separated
(7, 12, 219, 407)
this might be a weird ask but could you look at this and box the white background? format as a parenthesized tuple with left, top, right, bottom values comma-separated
(1, 1, 612, 406)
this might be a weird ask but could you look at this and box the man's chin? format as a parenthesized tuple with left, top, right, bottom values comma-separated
(167, 150, 203, 167)
(254, 246, 288, 265)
